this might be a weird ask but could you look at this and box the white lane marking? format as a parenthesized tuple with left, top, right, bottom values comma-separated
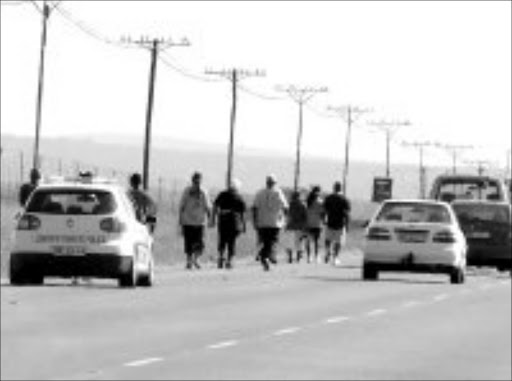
(458, 288, 471, 295)
(500, 280, 510, 286)
(324, 316, 350, 324)
(402, 300, 421, 308)
(433, 293, 449, 302)
(207, 340, 238, 349)
(273, 327, 301, 336)
(124, 357, 163, 367)
(480, 283, 494, 290)
(366, 309, 387, 317)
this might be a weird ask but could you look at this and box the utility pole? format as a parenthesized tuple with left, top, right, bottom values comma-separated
(435, 143, 473, 175)
(402, 140, 434, 199)
(206, 68, 265, 188)
(32, 1, 51, 170)
(367, 119, 411, 178)
(327, 105, 372, 195)
(276, 85, 328, 192)
(122, 35, 190, 190)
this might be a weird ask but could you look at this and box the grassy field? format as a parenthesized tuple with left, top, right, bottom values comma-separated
(0, 196, 370, 278)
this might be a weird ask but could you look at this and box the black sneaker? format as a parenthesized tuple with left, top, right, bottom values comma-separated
(217, 257, 224, 269)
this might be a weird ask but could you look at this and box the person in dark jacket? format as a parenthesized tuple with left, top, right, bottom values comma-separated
(285, 191, 308, 263)
(18, 168, 41, 207)
(323, 181, 351, 265)
(127, 173, 157, 233)
(305, 185, 325, 263)
(211, 178, 247, 269)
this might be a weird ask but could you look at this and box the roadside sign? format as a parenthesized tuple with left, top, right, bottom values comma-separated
(372, 177, 393, 202)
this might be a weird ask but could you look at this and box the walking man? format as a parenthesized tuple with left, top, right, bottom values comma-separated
(323, 181, 351, 265)
(179, 172, 212, 270)
(211, 178, 247, 269)
(252, 174, 289, 271)
(19, 168, 41, 207)
(127, 172, 158, 233)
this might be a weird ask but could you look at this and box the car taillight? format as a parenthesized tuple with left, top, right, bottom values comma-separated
(367, 227, 392, 240)
(433, 230, 456, 243)
(16, 214, 41, 231)
(100, 217, 125, 233)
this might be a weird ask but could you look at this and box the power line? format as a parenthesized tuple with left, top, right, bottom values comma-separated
(159, 52, 223, 83)
(54, 5, 137, 50)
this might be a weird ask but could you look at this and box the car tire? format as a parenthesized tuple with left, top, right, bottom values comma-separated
(9, 257, 28, 285)
(118, 259, 137, 288)
(450, 267, 465, 284)
(363, 264, 378, 281)
(136, 259, 154, 287)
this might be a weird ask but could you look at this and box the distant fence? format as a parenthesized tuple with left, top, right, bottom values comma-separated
(0, 147, 183, 213)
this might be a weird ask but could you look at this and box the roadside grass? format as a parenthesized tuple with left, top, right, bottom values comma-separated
(1, 197, 369, 278)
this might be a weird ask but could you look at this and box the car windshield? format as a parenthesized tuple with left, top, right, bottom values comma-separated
(26, 189, 117, 215)
(437, 179, 502, 202)
(376, 203, 452, 224)
(452, 203, 510, 225)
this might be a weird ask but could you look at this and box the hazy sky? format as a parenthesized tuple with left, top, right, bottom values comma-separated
(1, 0, 511, 168)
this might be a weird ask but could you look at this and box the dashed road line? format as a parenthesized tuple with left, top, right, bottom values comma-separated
(124, 357, 164, 367)
(401, 300, 421, 308)
(324, 316, 351, 324)
(207, 340, 239, 349)
(273, 327, 301, 336)
(433, 293, 449, 302)
(479, 283, 494, 290)
(366, 309, 387, 317)
(500, 280, 511, 286)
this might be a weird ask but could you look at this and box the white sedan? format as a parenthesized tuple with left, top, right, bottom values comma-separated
(9, 175, 155, 287)
(362, 200, 467, 284)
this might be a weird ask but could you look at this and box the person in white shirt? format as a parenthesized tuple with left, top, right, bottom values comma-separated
(252, 174, 289, 271)
(179, 172, 212, 270)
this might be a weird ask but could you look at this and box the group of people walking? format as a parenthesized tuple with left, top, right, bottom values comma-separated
(18, 168, 351, 272)
(175, 171, 351, 272)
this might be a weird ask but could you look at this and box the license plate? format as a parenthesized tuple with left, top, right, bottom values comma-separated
(399, 232, 427, 243)
(467, 231, 490, 239)
(53, 245, 86, 256)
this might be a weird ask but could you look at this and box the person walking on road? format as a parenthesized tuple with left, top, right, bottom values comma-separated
(127, 172, 158, 233)
(323, 181, 351, 265)
(211, 178, 247, 270)
(179, 172, 212, 270)
(18, 168, 41, 207)
(252, 174, 289, 271)
(285, 191, 308, 263)
(305, 185, 325, 263)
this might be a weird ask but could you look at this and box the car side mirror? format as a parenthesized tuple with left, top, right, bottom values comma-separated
(145, 215, 157, 224)
(361, 220, 370, 228)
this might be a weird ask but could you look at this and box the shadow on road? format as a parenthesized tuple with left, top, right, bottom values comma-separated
(299, 274, 448, 285)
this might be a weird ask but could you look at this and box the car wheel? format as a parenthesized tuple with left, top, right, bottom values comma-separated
(9, 257, 29, 285)
(118, 259, 137, 288)
(363, 264, 378, 281)
(450, 267, 465, 284)
(136, 259, 154, 287)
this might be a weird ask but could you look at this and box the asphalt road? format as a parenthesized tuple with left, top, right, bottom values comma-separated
(1, 251, 511, 380)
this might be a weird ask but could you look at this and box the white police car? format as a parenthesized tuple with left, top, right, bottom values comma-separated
(9, 174, 155, 287)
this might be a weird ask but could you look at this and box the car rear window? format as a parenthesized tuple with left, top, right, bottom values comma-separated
(376, 203, 452, 224)
(452, 204, 511, 224)
(26, 189, 117, 215)
(437, 179, 502, 202)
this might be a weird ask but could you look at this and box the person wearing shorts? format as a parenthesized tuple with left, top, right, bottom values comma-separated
(323, 181, 351, 265)
(179, 172, 212, 270)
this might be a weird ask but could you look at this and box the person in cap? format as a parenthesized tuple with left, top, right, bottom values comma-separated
(127, 172, 157, 233)
(179, 171, 212, 270)
(211, 178, 247, 269)
(252, 174, 289, 271)
(323, 181, 351, 265)
(18, 168, 41, 207)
